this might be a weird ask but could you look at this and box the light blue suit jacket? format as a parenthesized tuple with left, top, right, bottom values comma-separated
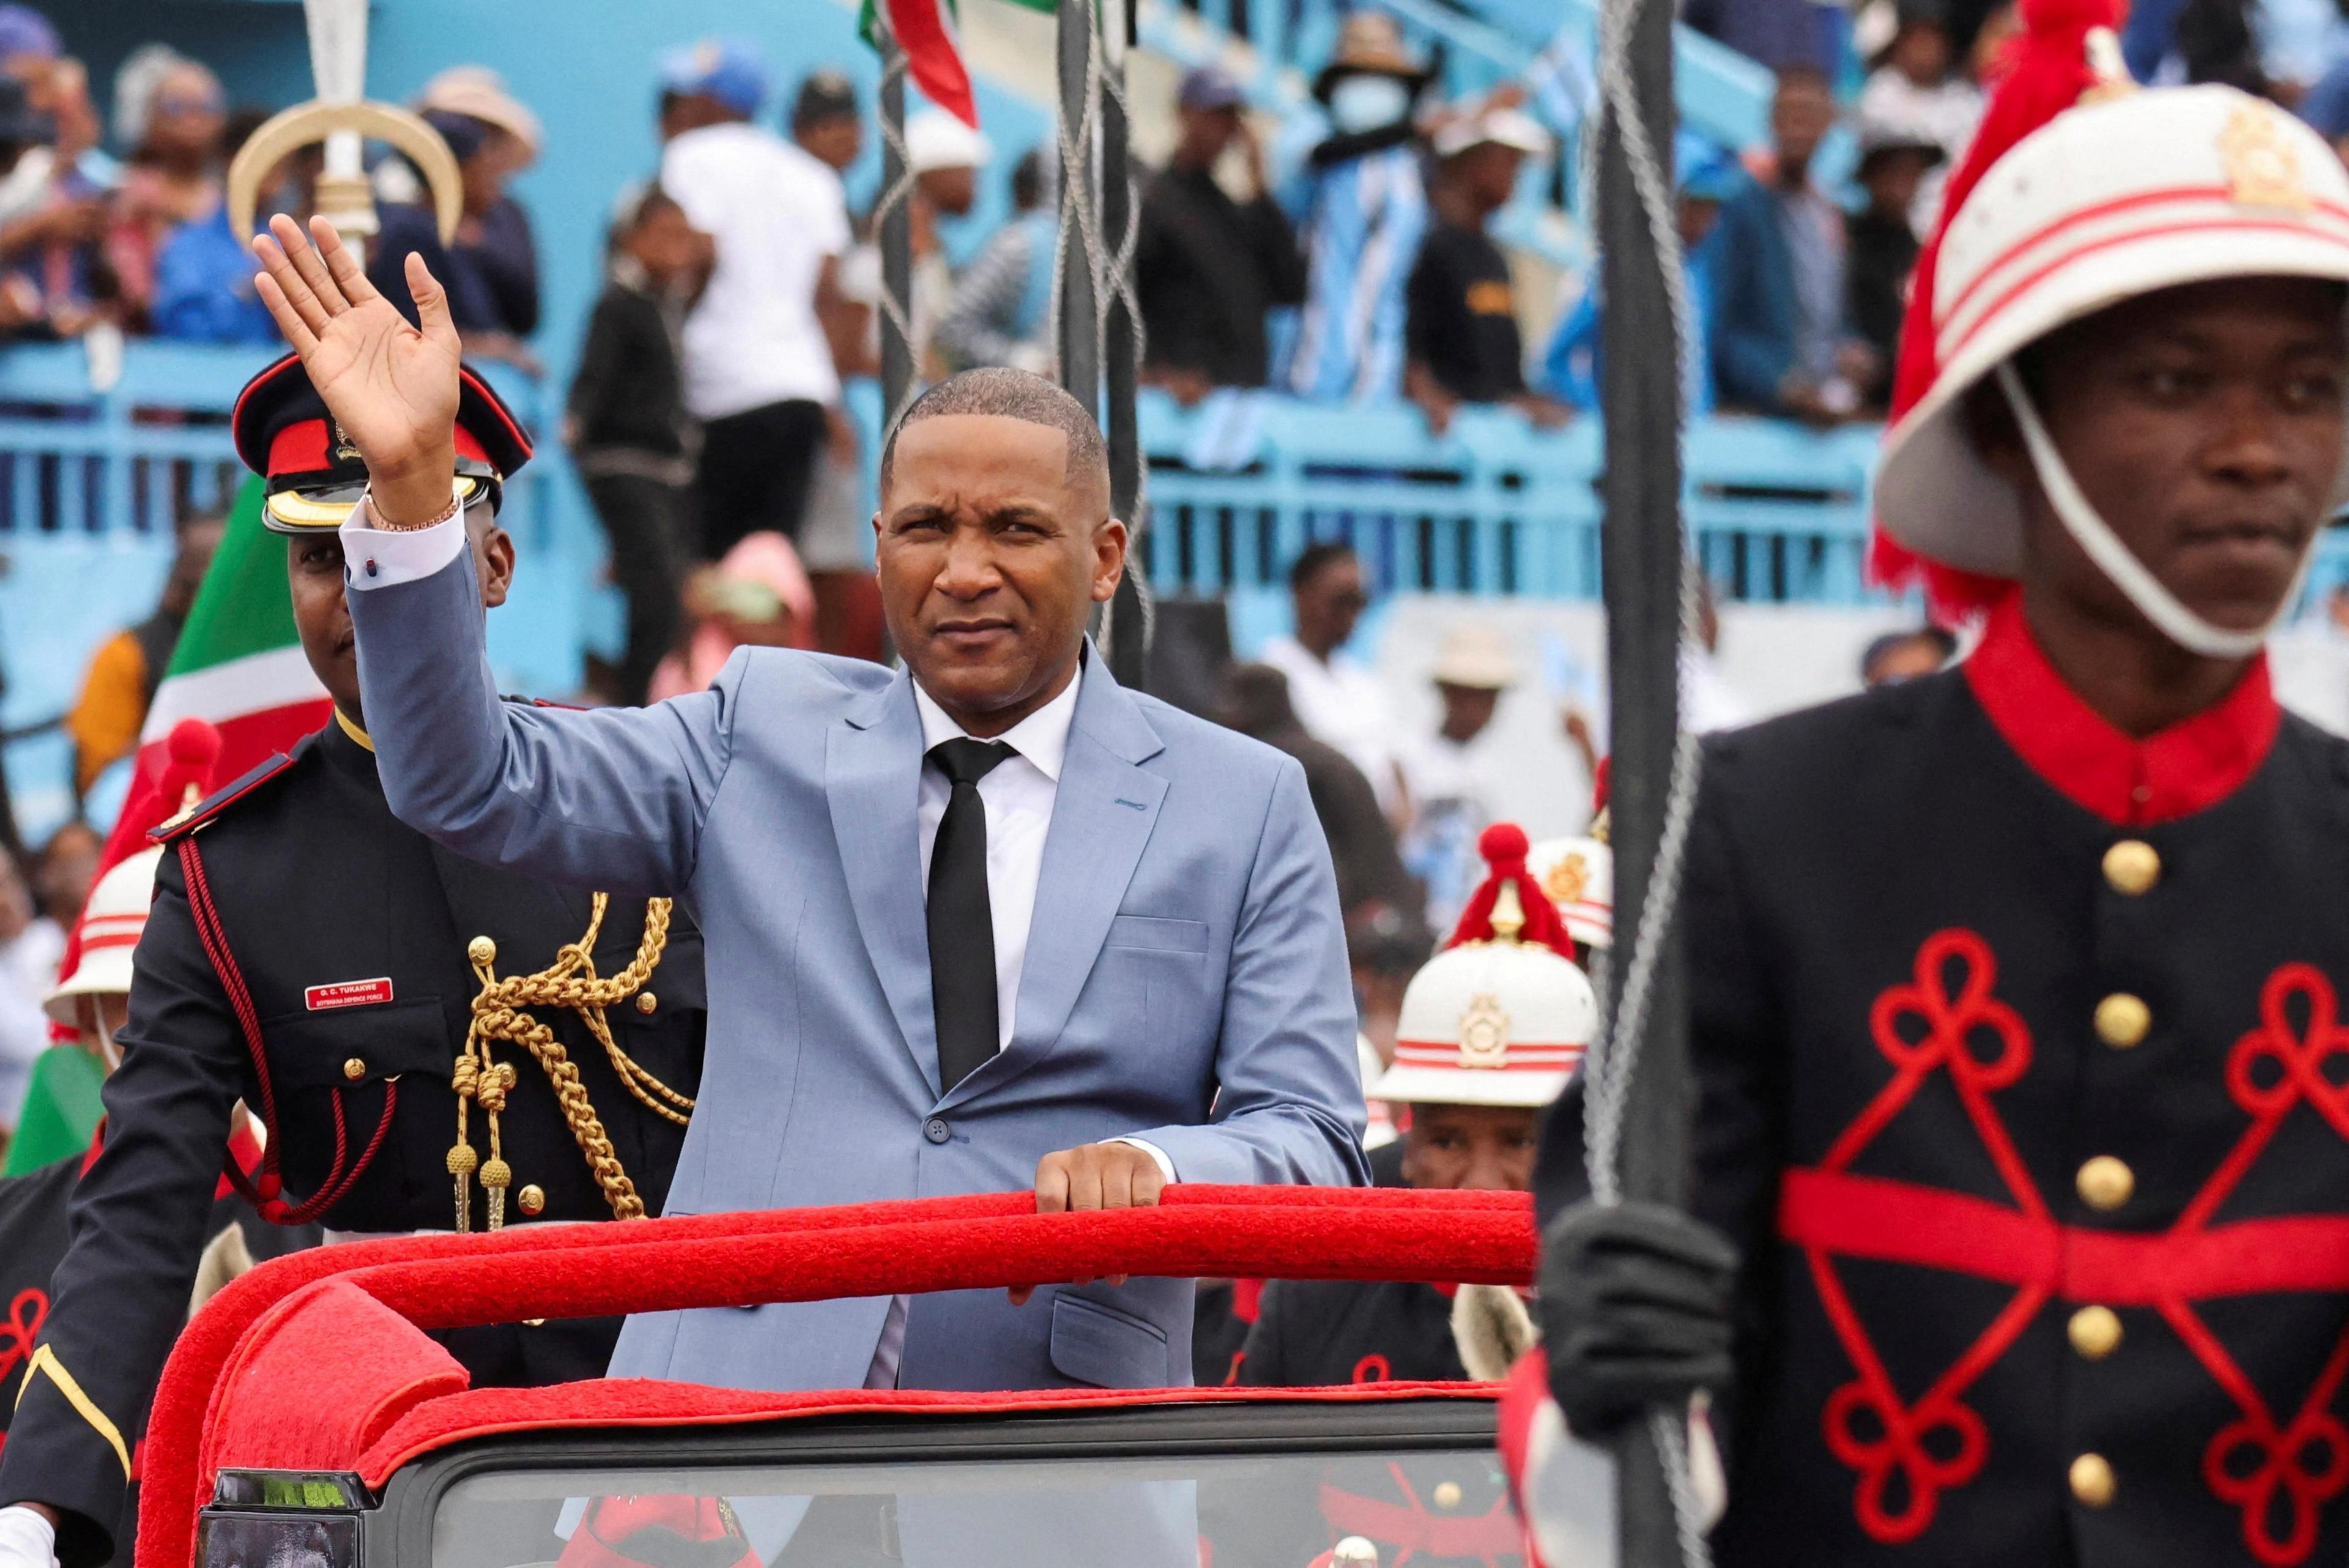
(347, 550, 1367, 1393)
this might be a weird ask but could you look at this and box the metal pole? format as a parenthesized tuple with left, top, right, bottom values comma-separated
(1056, 0, 1101, 411)
(878, 18, 915, 427)
(1099, 0, 1146, 687)
(1595, 0, 1688, 1548)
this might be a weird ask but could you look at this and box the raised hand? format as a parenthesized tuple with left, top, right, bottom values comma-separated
(251, 214, 462, 526)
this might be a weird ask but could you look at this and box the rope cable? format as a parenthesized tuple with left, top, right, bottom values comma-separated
(1577, 0, 1711, 1551)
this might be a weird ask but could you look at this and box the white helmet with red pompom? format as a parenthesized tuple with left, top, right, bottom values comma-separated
(1376, 824, 1595, 1109)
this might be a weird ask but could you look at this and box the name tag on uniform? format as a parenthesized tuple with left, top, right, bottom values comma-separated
(306, 978, 395, 1011)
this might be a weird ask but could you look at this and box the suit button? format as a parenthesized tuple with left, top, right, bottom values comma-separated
(2095, 994, 2151, 1049)
(2102, 840, 2160, 895)
(343, 1057, 366, 1082)
(924, 1118, 951, 1145)
(2077, 1156, 2134, 1211)
(2069, 1305, 2123, 1360)
(2069, 1452, 2117, 1508)
(635, 992, 658, 1014)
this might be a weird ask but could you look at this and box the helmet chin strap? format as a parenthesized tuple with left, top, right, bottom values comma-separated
(1995, 362, 2315, 660)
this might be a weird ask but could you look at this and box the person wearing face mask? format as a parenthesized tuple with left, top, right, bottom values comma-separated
(1526, 9, 2349, 1566)
(1285, 13, 1436, 404)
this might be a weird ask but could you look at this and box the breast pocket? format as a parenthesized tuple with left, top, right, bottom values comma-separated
(258, 998, 452, 1090)
(1105, 915, 1209, 956)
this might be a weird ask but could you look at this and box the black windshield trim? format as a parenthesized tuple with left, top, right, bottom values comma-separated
(379, 1397, 1499, 1568)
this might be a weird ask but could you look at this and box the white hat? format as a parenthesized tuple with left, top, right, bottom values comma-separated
(907, 109, 993, 176)
(1527, 835, 1611, 951)
(1432, 105, 1551, 160)
(417, 65, 543, 159)
(1876, 83, 2349, 581)
(1431, 624, 1519, 690)
(45, 847, 163, 1023)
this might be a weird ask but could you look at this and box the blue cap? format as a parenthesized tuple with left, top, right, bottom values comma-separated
(659, 37, 771, 119)
(1674, 130, 1743, 202)
(0, 6, 57, 63)
(1179, 65, 1245, 112)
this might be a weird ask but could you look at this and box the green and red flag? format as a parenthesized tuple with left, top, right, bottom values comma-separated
(860, 0, 1038, 128)
(92, 474, 330, 875)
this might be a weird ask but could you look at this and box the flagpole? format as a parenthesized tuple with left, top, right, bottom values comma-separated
(877, 12, 915, 429)
(1098, 0, 1146, 687)
(1055, 0, 1100, 411)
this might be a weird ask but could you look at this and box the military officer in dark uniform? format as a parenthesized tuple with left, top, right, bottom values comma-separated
(1532, 31, 2349, 1568)
(0, 354, 708, 1568)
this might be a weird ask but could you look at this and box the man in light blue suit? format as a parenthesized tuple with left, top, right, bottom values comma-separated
(248, 214, 1367, 1397)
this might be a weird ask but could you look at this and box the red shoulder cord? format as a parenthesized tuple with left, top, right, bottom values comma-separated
(175, 836, 396, 1227)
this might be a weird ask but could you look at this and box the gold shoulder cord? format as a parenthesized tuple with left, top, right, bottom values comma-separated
(447, 894, 694, 1230)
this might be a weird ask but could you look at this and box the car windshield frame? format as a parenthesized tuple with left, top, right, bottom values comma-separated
(381, 1395, 1503, 1568)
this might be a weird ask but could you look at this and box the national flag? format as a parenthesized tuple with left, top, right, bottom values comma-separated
(90, 474, 330, 877)
(859, 0, 1050, 129)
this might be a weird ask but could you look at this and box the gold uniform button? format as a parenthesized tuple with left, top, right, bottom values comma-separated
(2070, 1452, 2117, 1508)
(2069, 1305, 2123, 1361)
(2102, 840, 2161, 896)
(2078, 1156, 2135, 1211)
(516, 1183, 546, 1217)
(2095, 994, 2151, 1049)
(342, 1057, 366, 1082)
(635, 992, 658, 1015)
(467, 935, 497, 966)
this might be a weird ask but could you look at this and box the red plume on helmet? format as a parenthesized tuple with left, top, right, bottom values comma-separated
(1446, 823, 1576, 959)
(1868, 0, 2126, 619)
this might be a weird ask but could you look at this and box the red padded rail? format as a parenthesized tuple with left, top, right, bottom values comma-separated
(141, 1185, 1535, 1568)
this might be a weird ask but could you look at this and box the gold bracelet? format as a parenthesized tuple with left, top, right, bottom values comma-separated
(362, 478, 465, 533)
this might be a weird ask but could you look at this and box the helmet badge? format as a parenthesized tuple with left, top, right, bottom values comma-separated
(1458, 992, 1510, 1068)
(2221, 105, 2310, 212)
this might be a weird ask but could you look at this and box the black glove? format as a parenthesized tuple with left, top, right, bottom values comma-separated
(1537, 1198, 1739, 1438)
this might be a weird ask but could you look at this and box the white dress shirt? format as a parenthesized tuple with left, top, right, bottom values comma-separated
(1258, 633, 1403, 813)
(912, 674, 1075, 1054)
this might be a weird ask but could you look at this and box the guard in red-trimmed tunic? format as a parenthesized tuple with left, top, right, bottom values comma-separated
(1531, 4, 2349, 1566)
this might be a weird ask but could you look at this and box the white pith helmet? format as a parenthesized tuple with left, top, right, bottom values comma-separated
(45, 846, 163, 1023)
(1527, 834, 1612, 951)
(1874, 78, 2349, 649)
(1375, 825, 1595, 1108)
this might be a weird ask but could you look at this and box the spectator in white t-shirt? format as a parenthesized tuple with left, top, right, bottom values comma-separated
(1399, 624, 1515, 933)
(656, 39, 851, 561)
(1258, 541, 1405, 816)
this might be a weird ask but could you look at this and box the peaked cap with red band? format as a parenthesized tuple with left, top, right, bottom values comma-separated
(230, 351, 533, 533)
(1869, 0, 2349, 616)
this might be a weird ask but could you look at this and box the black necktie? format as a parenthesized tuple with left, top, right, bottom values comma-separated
(927, 737, 1012, 1091)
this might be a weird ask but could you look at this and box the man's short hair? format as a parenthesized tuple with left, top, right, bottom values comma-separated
(1288, 539, 1358, 595)
(878, 367, 1109, 499)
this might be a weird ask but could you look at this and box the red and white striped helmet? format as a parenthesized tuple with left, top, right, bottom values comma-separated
(1376, 928, 1596, 1107)
(45, 846, 163, 1022)
(1877, 83, 2349, 580)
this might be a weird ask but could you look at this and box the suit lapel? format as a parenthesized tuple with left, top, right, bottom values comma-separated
(943, 658, 1167, 1109)
(826, 671, 941, 1096)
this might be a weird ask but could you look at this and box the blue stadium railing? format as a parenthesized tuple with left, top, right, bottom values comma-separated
(9, 340, 2349, 839)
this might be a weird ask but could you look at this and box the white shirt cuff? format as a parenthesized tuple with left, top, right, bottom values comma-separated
(1110, 1137, 1178, 1184)
(340, 490, 468, 589)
